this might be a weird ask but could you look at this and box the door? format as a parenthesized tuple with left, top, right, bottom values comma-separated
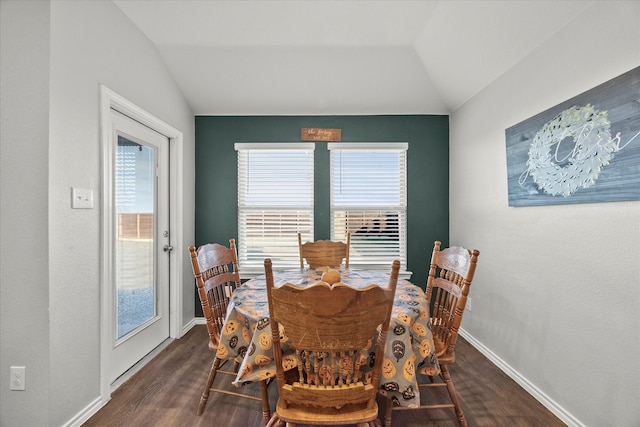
(108, 108, 171, 384)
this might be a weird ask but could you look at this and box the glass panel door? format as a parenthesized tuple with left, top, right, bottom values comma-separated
(116, 138, 156, 339)
(108, 108, 170, 384)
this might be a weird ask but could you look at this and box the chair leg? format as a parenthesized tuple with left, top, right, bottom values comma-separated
(383, 397, 394, 427)
(197, 357, 221, 415)
(440, 365, 467, 427)
(265, 413, 282, 427)
(259, 379, 271, 425)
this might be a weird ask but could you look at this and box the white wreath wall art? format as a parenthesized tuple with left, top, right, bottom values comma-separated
(506, 66, 640, 207)
(525, 104, 620, 197)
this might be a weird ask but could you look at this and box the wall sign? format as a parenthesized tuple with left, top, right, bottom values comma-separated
(505, 66, 640, 207)
(301, 128, 342, 142)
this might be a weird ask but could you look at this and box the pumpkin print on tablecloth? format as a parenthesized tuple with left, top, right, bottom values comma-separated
(278, 323, 289, 344)
(242, 326, 251, 344)
(395, 313, 411, 325)
(339, 354, 354, 374)
(419, 305, 428, 320)
(216, 342, 229, 359)
(223, 319, 239, 335)
(256, 317, 270, 330)
(419, 365, 438, 377)
(401, 385, 416, 400)
(393, 324, 406, 335)
(255, 354, 272, 367)
(237, 345, 247, 359)
(418, 338, 432, 358)
(281, 354, 297, 371)
(412, 322, 427, 337)
(258, 369, 275, 381)
(364, 370, 373, 385)
(229, 335, 238, 350)
(392, 340, 405, 362)
(382, 358, 396, 379)
(318, 364, 335, 384)
(258, 332, 272, 350)
(240, 361, 254, 377)
(402, 354, 416, 381)
(381, 381, 399, 392)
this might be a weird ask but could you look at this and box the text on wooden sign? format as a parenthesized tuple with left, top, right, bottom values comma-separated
(301, 128, 342, 142)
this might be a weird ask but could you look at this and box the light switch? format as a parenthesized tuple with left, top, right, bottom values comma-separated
(72, 188, 94, 209)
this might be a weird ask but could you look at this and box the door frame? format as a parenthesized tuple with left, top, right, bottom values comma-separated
(99, 85, 184, 401)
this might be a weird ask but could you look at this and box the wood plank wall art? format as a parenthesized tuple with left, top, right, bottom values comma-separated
(505, 66, 640, 207)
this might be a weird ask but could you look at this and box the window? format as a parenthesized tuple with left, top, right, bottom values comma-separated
(235, 143, 315, 273)
(329, 143, 408, 270)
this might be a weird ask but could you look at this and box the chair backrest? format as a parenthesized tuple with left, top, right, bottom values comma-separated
(265, 257, 399, 411)
(426, 241, 480, 361)
(298, 232, 351, 269)
(189, 239, 241, 351)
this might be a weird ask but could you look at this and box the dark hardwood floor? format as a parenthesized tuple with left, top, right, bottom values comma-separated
(83, 325, 566, 427)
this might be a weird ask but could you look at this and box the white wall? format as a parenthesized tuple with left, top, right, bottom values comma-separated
(0, 1, 195, 425)
(0, 1, 51, 425)
(450, 2, 640, 426)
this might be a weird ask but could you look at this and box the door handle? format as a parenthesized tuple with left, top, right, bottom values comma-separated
(163, 245, 174, 252)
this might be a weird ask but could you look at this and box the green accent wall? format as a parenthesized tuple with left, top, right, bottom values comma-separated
(194, 115, 449, 299)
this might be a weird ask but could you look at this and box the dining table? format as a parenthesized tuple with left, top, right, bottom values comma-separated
(214, 266, 440, 408)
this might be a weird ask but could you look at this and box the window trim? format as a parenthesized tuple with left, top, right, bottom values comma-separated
(235, 142, 316, 151)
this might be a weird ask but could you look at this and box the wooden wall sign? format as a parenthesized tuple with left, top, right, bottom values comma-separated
(301, 128, 342, 142)
(505, 65, 640, 207)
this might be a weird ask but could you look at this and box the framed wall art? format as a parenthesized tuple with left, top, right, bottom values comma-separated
(505, 66, 640, 207)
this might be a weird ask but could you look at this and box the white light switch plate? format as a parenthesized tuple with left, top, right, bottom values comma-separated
(72, 188, 94, 209)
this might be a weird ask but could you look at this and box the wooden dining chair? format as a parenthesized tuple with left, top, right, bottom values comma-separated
(189, 239, 271, 424)
(298, 232, 351, 269)
(383, 241, 479, 427)
(264, 257, 400, 427)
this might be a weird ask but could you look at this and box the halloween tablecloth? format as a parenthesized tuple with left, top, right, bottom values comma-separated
(215, 267, 440, 407)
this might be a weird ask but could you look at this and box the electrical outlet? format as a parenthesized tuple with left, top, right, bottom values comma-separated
(10, 366, 25, 391)
(467, 297, 473, 311)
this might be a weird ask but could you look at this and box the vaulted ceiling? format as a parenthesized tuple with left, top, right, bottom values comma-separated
(114, 0, 592, 115)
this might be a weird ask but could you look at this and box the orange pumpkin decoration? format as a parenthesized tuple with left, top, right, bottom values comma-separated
(321, 269, 340, 284)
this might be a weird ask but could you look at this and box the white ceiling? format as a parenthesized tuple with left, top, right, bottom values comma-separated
(113, 0, 592, 115)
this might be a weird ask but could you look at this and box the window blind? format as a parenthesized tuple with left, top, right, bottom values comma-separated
(235, 143, 315, 273)
(329, 143, 408, 271)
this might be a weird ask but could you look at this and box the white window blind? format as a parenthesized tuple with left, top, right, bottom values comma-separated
(329, 143, 408, 271)
(236, 143, 315, 273)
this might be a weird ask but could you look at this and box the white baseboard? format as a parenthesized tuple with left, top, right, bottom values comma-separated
(61, 396, 104, 427)
(459, 329, 585, 427)
(182, 317, 205, 336)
